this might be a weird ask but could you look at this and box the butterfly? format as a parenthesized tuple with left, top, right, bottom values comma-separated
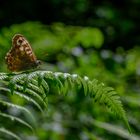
(5, 34, 41, 72)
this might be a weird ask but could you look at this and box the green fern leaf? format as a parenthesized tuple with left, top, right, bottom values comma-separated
(0, 112, 33, 132)
(0, 71, 131, 132)
(0, 128, 21, 140)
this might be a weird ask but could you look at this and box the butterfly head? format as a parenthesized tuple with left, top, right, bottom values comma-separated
(36, 60, 41, 66)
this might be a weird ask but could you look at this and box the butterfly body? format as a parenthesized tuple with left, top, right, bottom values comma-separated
(5, 34, 40, 72)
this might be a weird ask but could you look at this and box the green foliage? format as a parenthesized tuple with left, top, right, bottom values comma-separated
(74, 27, 104, 48)
(0, 22, 140, 139)
(0, 70, 130, 139)
(0, 22, 104, 71)
(0, 1, 140, 138)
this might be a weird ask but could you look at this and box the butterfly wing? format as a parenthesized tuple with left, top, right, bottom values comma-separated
(5, 34, 40, 72)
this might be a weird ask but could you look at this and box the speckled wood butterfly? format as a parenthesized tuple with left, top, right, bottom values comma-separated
(5, 34, 40, 72)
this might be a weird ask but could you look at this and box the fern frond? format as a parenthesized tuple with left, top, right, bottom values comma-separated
(0, 112, 33, 132)
(0, 71, 131, 132)
(0, 73, 8, 80)
(91, 118, 139, 140)
(0, 127, 21, 140)
(0, 87, 44, 113)
(0, 99, 35, 125)
(80, 114, 137, 140)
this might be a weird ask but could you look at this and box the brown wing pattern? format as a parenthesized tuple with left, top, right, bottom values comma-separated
(5, 34, 40, 72)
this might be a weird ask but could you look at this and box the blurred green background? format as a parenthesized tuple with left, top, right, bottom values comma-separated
(0, 0, 140, 139)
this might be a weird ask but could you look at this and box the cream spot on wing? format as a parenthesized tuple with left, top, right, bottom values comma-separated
(22, 40, 28, 46)
(29, 53, 33, 56)
(25, 47, 31, 51)
(17, 41, 20, 46)
(19, 46, 24, 51)
(16, 37, 23, 46)
(26, 50, 32, 55)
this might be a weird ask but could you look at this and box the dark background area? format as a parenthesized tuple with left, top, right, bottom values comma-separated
(0, 0, 140, 50)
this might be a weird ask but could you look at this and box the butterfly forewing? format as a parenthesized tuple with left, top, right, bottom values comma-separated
(5, 34, 40, 72)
